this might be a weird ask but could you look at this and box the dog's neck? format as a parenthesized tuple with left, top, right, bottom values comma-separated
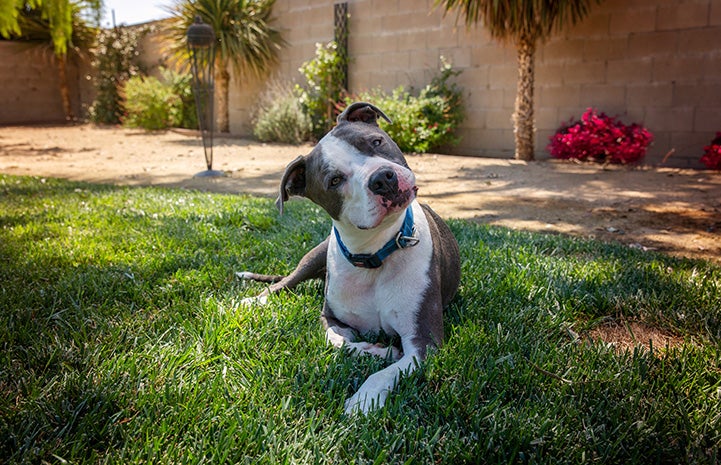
(332, 203, 413, 255)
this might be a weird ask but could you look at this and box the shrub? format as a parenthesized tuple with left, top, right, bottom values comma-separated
(159, 68, 197, 129)
(547, 108, 653, 164)
(122, 74, 181, 130)
(349, 58, 464, 153)
(253, 80, 312, 144)
(89, 26, 147, 125)
(295, 41, 347, 139)
(700, 132, 721, 170)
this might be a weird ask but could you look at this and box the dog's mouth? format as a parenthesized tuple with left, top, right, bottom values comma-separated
(355, 185, 417, 230)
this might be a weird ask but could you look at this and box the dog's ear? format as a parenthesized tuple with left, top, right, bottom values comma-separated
(337, 102, 392, 126)
(276, 155, 306, 214)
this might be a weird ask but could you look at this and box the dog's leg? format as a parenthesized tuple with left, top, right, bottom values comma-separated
(239, 237, 329, 305)
(322, 310, 402, 361)
(343, 344, 423, 415)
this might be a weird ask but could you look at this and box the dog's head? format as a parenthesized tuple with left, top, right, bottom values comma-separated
(276, 102, 417, 230)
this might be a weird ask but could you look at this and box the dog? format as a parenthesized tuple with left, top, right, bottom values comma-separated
(239, 102, 460, 414)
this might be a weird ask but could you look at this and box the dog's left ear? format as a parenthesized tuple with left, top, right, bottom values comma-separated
(276, 155, 306, 215)
(337, 102, 392, 126)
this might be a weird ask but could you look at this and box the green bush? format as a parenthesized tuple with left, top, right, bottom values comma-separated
(159, 68, 197, 129)
(122, 75, 181, 130)
(121, 68, 197, 131)
(350, 58, 464, 153)
(89, 26, 147, 125)
(253, 81, 312, 144)
(295, 41, 347, 139)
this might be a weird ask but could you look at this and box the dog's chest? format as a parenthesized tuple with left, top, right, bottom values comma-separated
(325, 211, 434, 337)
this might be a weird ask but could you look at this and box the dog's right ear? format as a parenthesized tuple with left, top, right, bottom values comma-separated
(275, 155, 306, 215)
(337, 102, 392, 126)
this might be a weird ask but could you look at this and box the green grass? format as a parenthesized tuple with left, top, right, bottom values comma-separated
(1, 174, 720, 464)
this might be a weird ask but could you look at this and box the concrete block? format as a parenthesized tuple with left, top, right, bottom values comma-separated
(562, 61, 607, 85)
(540, 38, 585, 62)
(397, 30, 428, 51)
(434, 46, 467, 69)
(628, 30, 679, 57)
(582, 37, 629, 61)
(488, 64, 517, 89)
(535, 62, 565, 85)
(652, 55, 708, 83)
(673, 82, 721, 106)
(464, 87, 504, 109)
(565, 11, 611, 39)
(455, 66, 490, 93)
(369, 0, 400, 18)
(644, 106, 694, 131)
(712, 0, 721, 25)
(381, 51, 411, 70)
(626, 83, 674, 107)
(538, 85, 582, 107)
(657, 1, 710, 30)
(678, 27, 721, 53)
(607, 58, 653, 84)
(535, 106, 560, 131)
(485, 108, 513, 130)
(580, 84, 627, 109)
(693, 106, 721, 131)
(609, 6, 657, 35)
(471, 44, 513, 67)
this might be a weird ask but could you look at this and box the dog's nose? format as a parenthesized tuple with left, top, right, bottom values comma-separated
(368, 169, 398, 196)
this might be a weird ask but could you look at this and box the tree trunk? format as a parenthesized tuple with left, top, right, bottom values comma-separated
(513, 34, 536, 161)
(56, 54, 74, 121)
(215, 62, 230, 133)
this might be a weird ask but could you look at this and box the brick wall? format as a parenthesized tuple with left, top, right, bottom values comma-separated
(261, 0, 721, 167)
(0, 42, 90, 124)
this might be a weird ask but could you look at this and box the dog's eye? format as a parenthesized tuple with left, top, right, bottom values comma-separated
(328, 176, 343, 188)
(372, 138, 382, 147)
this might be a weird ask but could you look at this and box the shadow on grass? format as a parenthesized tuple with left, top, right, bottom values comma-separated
(1, 175, 720, 463)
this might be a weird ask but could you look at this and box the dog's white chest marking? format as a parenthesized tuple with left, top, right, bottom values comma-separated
(326, 201, 432, 338)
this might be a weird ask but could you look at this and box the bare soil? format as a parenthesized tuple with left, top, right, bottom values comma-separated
(2, 124, 719, 264)
(2, 124, 719, 350)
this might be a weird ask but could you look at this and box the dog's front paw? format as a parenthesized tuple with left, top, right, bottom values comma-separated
(239, 294, 268, 307)
(344, 386, 389, 415)
(357, 342, 402, 361)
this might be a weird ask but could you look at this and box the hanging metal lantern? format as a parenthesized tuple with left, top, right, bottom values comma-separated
(187, 15, 223, 177)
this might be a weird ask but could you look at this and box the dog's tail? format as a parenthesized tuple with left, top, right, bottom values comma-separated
(235, 271, 285, 284)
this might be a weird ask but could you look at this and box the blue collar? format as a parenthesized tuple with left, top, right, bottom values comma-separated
(333, 207, 420, 269)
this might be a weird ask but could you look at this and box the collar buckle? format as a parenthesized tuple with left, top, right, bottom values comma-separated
(395, 227, 419, 249)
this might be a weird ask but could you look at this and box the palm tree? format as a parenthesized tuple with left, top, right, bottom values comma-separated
(166, 0, 285, 133)
(435, 0, 600, 161)
(0, 0, 101, 121)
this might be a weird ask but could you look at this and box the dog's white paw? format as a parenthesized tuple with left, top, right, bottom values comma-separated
(356, 342, 402, 361)
(239, 294, 268, 307)
(344, 385, 389, 415)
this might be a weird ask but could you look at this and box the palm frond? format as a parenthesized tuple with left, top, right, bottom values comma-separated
(435, 0, 601, 43)
(163, 0, 286, 79)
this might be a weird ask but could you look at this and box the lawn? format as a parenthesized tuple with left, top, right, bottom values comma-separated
(1, 174, 719, 464)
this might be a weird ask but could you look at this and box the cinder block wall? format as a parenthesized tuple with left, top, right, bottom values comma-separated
(0, 43, 88, 124)
(261, 0, 721, 167)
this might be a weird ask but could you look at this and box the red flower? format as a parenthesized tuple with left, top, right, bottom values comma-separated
(700, 132, 721, 170)
(547, 108, 653, 164)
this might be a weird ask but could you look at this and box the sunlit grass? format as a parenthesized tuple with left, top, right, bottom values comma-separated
(1, 174, 719, 464)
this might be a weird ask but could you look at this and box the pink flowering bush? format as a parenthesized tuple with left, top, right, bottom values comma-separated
(700, 132, 721, 170)
(548, 108, 653, 164)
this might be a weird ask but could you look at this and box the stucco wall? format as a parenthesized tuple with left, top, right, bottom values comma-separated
(0, 42, 90, 124)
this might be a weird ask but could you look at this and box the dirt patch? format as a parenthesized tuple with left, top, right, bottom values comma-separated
(1, 124, 720, 264)
(584, 320, 686, 354)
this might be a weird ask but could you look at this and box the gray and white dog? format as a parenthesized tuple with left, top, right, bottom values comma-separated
(240, 102, 460, 414)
